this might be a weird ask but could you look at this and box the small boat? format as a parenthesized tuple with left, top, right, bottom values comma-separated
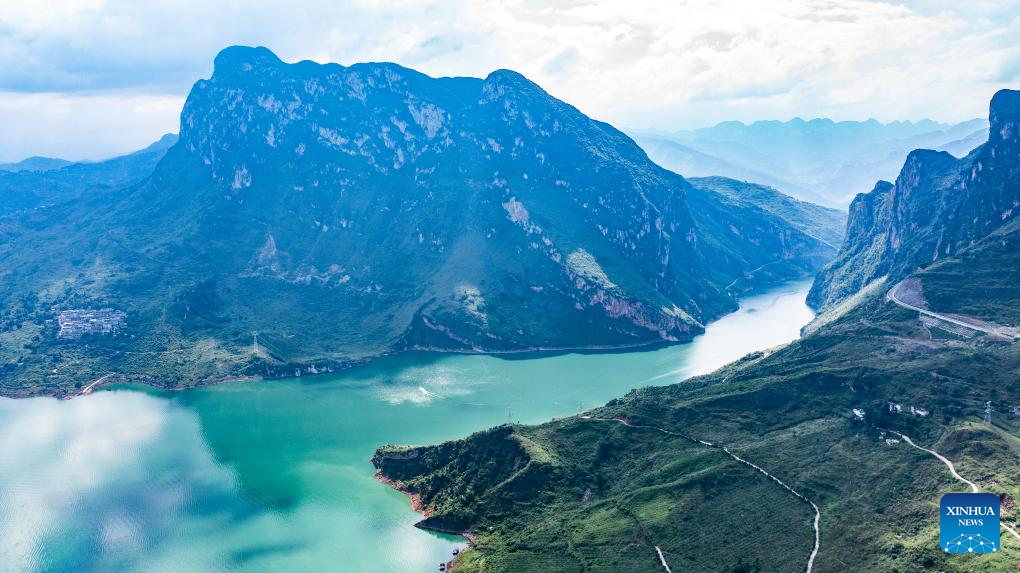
(452, 549, 459, 555)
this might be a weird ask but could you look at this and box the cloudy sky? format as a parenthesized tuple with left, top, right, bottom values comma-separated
(0, 0, 1018, 161)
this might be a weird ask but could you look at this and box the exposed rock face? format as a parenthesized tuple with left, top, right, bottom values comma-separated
(166, 45, 726, 351)
(810, 89, 1020, 310)
(1, 46, 839, 392)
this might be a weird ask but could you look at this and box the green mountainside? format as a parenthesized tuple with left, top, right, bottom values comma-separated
(374, 92, 1020, 572)
(374, 211, 1020, 573)
(688, 176, 847, 249)
(0, 47, 836, 397)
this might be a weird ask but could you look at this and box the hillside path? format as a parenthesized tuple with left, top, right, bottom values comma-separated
(890, 430, 1020, 543)
(654, 546, 672, 573)
(581, 415, 820, 573)
(80, 374, 114, 395)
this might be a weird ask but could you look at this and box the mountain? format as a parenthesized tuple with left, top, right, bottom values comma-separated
(0, 156, 74, 173)
(0, 47, 835, 397)
(0, 133, 177, 217)
(631, 118, 989, 207)
(687, 177, 846, 249)
(373, 91, 1020, 573)
(375, 234, 1020, 572)
(809, 90, 1020, 310)
(633, 134, 831, 206)
(681, 177, 844, 293)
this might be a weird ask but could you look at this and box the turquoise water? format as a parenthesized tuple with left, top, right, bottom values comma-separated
(0, 280, 813, 573)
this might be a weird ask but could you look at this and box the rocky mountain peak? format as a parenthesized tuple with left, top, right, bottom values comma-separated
(0, 45, 847, 396)
(480, 69, 546, 101)
(211, 45, 285, 80)
(989, 88, 1020, 141)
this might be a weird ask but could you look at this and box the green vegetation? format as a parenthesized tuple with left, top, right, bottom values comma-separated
(0, 47, 837, 397)
(688, 176, 847, 249)
(919, 218, 1020, 325)
(374, 222, 1020, 572)
(0, 133, 175, 216)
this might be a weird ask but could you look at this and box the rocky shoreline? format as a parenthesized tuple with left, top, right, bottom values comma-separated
(372, 470, 431, 517)
(373, 469, 471, 571)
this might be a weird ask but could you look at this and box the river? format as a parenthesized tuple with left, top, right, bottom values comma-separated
(0, 279, 814, 573)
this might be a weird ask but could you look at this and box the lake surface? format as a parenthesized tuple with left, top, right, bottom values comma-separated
(0, 279, 813, 573)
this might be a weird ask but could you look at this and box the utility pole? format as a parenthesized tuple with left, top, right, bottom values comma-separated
(984, 401, 993, 425)
(252, 331, 259, 356)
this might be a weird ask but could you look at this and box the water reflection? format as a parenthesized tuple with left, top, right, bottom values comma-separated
(0, 279, 813, 572)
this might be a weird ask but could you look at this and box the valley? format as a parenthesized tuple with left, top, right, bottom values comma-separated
(0, 34, 1017, 573)
(0, 280, 813, 572)
(372, 89, 1020, 572)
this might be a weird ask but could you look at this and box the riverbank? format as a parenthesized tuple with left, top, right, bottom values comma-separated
(10, 280, 820, 400)
(0, 279, 816, 572)
(6, 337, 692, 400)
(373, 470, 431, 517)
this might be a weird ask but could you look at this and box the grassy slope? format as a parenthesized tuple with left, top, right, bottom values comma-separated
(919, 218, 1020, 325)
(688, 176, 847, 249)
(374, 228, 1020, 572)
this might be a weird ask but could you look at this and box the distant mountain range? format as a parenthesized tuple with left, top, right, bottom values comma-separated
(0, 47, 842, 397)
(0, 156, 74, 173)
(810, 89, 1020, 310)
(631, 117, 989, 208)
(0, 134, 177, 217)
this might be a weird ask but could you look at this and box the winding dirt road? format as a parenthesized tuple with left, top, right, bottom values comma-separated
(890, 430, 1020, 543)
(80, 373, 114, 395)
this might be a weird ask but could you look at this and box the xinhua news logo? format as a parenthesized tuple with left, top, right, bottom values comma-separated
(941, 493, 1001, 554)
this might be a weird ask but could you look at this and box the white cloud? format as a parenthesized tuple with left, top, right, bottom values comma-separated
(0, 0, 1018, 160)
(0, 91, 182, 162)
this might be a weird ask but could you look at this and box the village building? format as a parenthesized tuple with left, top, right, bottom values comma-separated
(56, 308, 127, 340)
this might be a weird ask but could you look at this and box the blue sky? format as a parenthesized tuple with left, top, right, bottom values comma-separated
(1, 0, 1019, 161)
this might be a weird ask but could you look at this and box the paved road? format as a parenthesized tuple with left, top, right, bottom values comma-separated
(887, 281, 1017, 340)
(886, 281, 1019, 540)
(581, 415, 821, 573)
